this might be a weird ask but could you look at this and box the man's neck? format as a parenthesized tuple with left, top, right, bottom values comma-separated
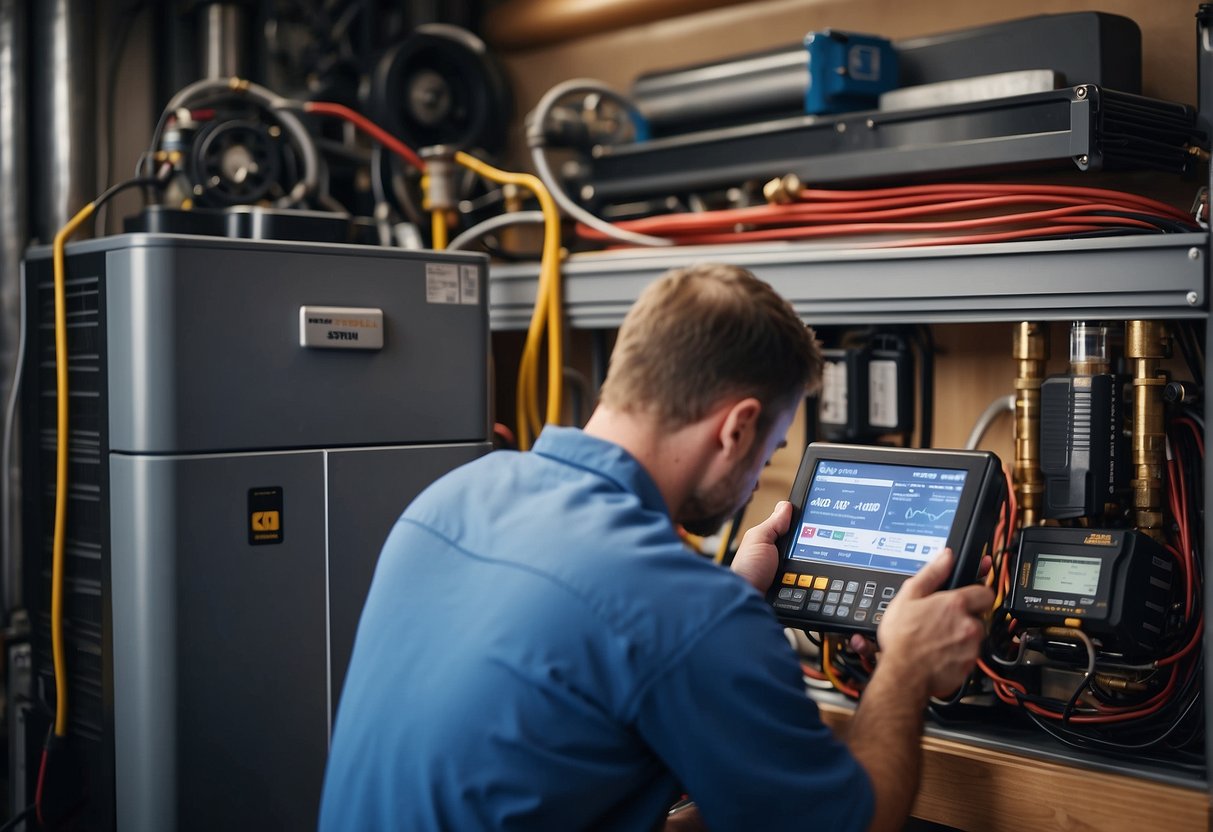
(583, 406, 712, 520)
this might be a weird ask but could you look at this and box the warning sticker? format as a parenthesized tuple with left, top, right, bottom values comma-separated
(426, 263, 460, 304)
(249, 486, 284, 545)
(460, 264, 480, 305)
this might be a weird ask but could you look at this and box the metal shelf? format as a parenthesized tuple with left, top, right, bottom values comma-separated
(492, 230, 1212, 795)
(489, 232, 1209, 330)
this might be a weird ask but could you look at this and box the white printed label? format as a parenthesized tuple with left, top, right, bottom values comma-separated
(299, 306, 384, 350)
(868, 359, 898, 428)
(819, 360, 848, 425)
(426, 263, 460, 304)
(460, 264, 480, 305)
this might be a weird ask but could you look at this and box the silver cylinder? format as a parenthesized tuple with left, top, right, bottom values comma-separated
(201, 3, 246, 80)
(0, 0, 26, 615)
(31, 0, 97, 242)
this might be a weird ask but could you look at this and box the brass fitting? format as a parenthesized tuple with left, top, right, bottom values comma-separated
(419, 145, 457, 213)
(1094, 673, 1149, 693)
(1013, 322, 1049, 528)
(763, 173, 803, 205)
(1125, 321, 1169, 540)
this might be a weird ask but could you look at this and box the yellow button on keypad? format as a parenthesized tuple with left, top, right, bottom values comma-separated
(782, 572, 798, 585)
(814, 575, 829, 590)
(798, 574, 814, 587)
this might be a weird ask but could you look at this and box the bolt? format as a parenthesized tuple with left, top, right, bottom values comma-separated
(1189, 247, 1202, 260)
(193, 184, 204, 196)
(865, 118, 875, 129)
(835, 122, 847, 133)
(1076, 86, 1087, 99)
(580, 185, 595, 200)
(1077, 155, 1089, 166)
(1187, 291, 1200, 305)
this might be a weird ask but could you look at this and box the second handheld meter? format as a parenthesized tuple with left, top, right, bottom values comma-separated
(767, 443, 1005, 635)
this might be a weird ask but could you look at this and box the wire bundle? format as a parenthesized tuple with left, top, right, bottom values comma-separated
(575, 183, 1201, 248)
(977, 409, 1205, 765)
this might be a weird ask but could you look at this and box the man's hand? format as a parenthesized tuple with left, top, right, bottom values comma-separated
(874, 548, 994, 697)
(729, 501, 793, 592)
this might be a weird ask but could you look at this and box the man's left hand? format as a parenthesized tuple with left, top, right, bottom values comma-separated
(729, 501, 793, 592)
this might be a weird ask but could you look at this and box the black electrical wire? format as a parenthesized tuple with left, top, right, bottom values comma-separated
(718, 505, 747, 568)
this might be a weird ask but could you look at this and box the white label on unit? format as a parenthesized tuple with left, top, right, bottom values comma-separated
(819, 360, 848, 425)
(426, 263, 461, 304)
(868, 359, 898, 428)
(299, 306, 384, 350)
(460, 264, 480, 305)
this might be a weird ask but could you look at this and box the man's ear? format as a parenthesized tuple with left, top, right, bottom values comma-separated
(717, 397, 762, 459)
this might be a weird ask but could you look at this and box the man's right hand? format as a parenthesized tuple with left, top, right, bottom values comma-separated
(873, 548, 994, 698)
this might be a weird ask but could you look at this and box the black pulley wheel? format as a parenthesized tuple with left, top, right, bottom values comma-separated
(371, 24, 512, 152)
(189, 117, 284, 206)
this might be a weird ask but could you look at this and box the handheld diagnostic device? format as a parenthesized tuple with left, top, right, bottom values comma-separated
(767, 443, 1005, 635)
(1008, 527, 1173, 655)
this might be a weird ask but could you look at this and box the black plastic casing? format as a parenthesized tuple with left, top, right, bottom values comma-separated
(766, 443, 1005, 636)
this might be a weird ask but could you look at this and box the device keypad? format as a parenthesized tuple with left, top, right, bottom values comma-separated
(775, 569, 903, 627)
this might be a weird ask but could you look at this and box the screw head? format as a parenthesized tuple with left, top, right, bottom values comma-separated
(835, 122, 847, 133)
(1077, 155, 1089, 166)
(1187, 291, 1200, 305)
(1189, 247, 1202, 260)
(580, 185, 595, 200)
(1076, 86, 1087, 99)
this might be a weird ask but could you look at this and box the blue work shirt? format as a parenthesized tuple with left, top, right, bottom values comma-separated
(319, 426, 873, 831)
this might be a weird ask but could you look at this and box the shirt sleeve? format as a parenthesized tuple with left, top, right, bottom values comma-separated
(630, 594, 875, 832)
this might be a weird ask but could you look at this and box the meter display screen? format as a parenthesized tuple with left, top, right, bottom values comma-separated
(788, 459, 967, 576)
(1031, 554, 1102, 596)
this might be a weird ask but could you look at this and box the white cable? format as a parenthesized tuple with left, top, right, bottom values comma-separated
(965, 394, 1016, 450)
(527, 78, 673, 248)
(447, 211, 545, 251)
(2, 267, 27, 620)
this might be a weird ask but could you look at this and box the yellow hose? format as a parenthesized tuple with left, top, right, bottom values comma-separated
(431, 210, 448, 251)
(453, 151, 562, 449)
(51, 201, 96, 737)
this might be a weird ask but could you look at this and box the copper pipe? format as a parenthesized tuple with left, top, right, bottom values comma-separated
(1013, 322, 1049, 528)
(1126, 321, 1169, 540)
(484, 0, 750, 50)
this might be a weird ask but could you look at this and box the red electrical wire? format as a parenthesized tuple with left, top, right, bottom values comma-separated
(577, 182, 1196, 248)
(303, 101, 427, 172)
(1175, 416, 1205, 457)
(801, 662, 828, 682)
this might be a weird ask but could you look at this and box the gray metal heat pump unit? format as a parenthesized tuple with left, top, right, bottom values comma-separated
(17, 234, 492, 831)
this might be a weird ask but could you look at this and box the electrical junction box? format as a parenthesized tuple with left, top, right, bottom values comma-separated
(18, 234, 492, 832)
(805, 30, 898, 115)
(1040, 374, 1126, 519)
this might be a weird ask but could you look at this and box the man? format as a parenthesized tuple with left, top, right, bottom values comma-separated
(319, 263, 992, 831)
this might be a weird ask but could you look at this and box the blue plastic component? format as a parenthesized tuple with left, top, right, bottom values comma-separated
(804, 30, 898, 115)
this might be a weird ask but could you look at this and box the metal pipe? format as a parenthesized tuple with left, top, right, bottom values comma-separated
(0, 0, 27, 618)
(200, 3, 246, 80)
(31, 0, 97, 243)
(1126, 321, 1169, 540)
(1013, 322, 1049, 528)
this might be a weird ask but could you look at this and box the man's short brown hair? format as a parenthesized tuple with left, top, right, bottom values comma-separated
(598, 263, 822, 431)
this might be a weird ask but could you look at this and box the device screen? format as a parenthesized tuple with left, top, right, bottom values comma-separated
(1031, 553, 1102, 596)
(788, 459, 967, 576)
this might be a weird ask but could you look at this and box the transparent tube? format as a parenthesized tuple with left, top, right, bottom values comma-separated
(1069, 321, 1109, 374)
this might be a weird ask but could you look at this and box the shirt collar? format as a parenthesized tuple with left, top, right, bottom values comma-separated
(531, 426, 669, 517)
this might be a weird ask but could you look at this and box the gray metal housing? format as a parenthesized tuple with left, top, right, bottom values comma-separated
(22, 234, 492, 830)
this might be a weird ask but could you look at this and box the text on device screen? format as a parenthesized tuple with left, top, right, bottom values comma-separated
(790, 459, 967, 576)
(1031, 553, 1102, 596)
